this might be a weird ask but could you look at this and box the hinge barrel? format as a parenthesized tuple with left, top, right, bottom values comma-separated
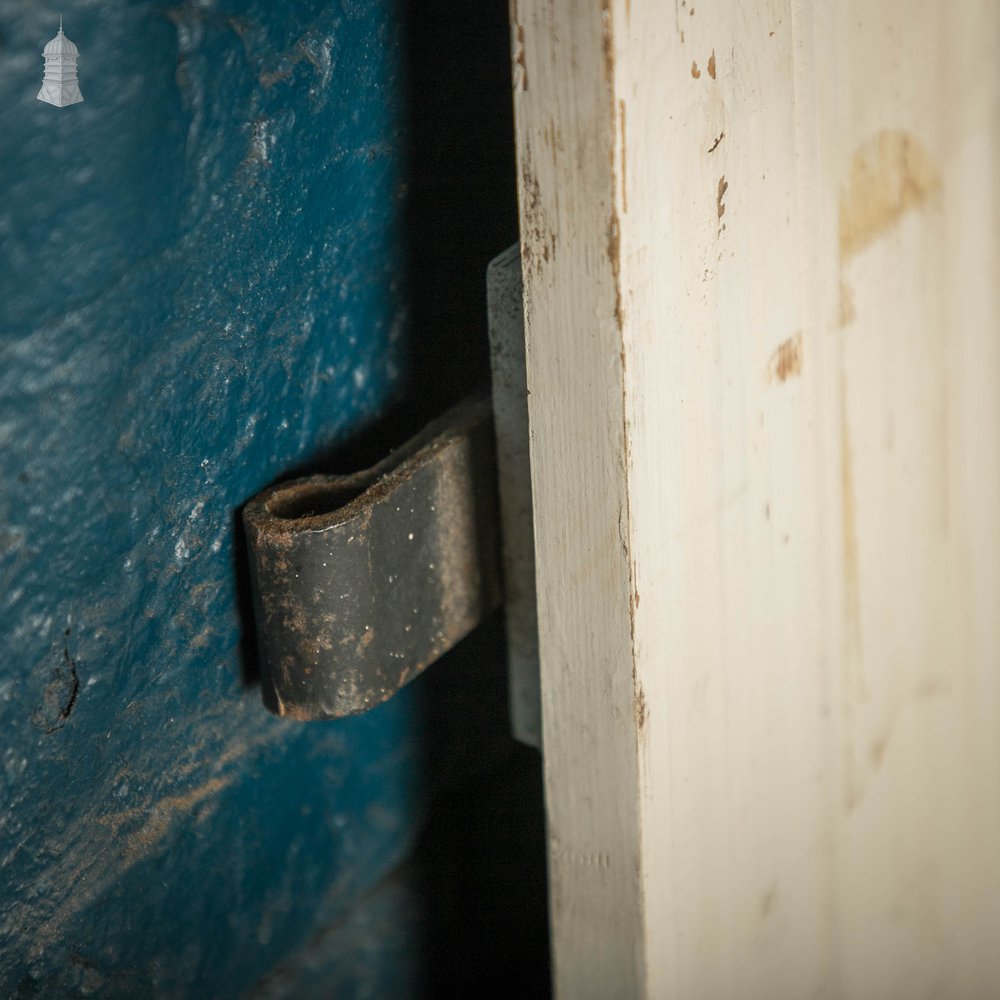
(243, 397, 501, 720)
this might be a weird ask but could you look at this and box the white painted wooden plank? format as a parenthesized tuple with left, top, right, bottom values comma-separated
(512, 0, 1000, 996)
(510, 0, 645, 992)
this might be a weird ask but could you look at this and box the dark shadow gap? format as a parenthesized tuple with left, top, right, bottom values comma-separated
(235, 0, 550, 994)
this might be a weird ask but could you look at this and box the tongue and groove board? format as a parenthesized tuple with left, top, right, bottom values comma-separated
(511, 1, 1000, 996)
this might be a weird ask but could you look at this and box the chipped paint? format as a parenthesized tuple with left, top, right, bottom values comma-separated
(766, 332, 803, 383)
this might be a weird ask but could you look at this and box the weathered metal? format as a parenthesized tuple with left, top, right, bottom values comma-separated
(487, 244, 542, 749)
(244, 397, 502, 720)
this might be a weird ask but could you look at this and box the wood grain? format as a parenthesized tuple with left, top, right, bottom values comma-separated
(512, 0, 1000, 996)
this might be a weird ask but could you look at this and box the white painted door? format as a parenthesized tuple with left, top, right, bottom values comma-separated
(511, 1, 1000, 996)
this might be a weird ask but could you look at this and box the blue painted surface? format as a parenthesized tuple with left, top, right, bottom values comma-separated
(0, 2, 430, 995)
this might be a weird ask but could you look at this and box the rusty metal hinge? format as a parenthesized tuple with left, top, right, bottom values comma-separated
(242, 246, 541, 745)
(244, 397, 501, 720)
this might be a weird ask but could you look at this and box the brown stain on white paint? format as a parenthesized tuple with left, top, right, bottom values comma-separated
(870, 734, 888, 768)
(509, 0, 544, 363)
(844, 674, 953, 813)
(869, 677, 951, 773)
(766, 332, 803, 384)
(840, 380, 860, 658)
(835, 130, 943, 810)
(839, 130, 940, 259)
(839, 277, 856, 326)
(691, 61, 701, 79)
(839, 372, 867, 815)
(634, 665, 648, 731)
(716, 174, 728, 239)
(518, 145, 556, 280)
(608, 212, 623, 330)
(513, 22, 528, 91)
(599, 0, 644, 759)
(834, 131, 944, 810)
(619, 99, 628, 213)
(601, 0, 615, 85)
(542, 117, 565, 154)
(707, 49, 717, 79)
(510, 0, 527, 91)
(839, 130, 941, 325)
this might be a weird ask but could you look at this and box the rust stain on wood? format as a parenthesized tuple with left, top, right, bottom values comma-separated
(618, 99, 628, 213)
(510, 0, 524, 90)
(840, 381, 861, 656)
(766, 332, 803, 383)
(596, 0, 642, 768)
(632, 663, 647, 732)
(518, 146, 555, 279)
(608, 210, 623, 330)
(870, 734, 888, 768)
(542, 117, 564, 154)
(716, 174, 728, 221)
(839, 129, 941, 259)
(513, 23, 528, 91)
(601, 0, 625, 331)
(838, 130, 940, 326)
(839, 276, 857, 326)
(601, 0, 615, 85)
